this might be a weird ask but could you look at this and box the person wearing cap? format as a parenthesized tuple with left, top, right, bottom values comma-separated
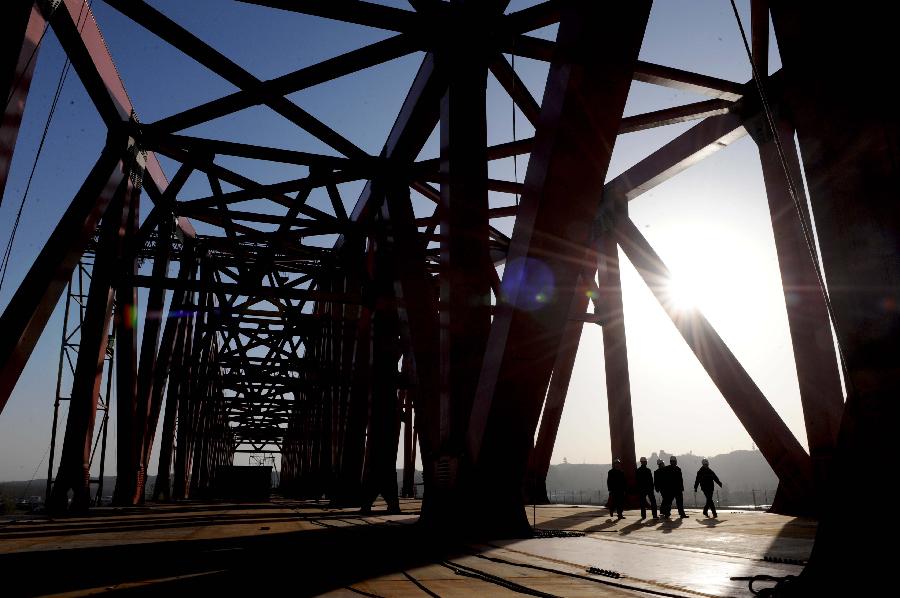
(636, 457, 657, 519)
(662, 455, 687, 518)
(693, 458, 723, 518)
(607, 458, 626, 519)
(654, 458, 670, 517)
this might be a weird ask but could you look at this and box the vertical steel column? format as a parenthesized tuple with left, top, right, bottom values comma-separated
(45, 274, 75, 503)
(598, 226, 638, 503)
(131, 217, 173, 499)
(157, 267, 194, 501)
(0, 1, 44, 202)
(332, 239, 372, 504)
(361, 224, 402, 513)
(401, 355, 416, 499)
(48, 175, 131, 512)
(380, 179, 440, 512)
(467, 1, 650, 534)
(749, 114, 844, 500)
(438, 0, 492, 460)
(151, 315, 186, 501)
(770, 0, 899, 583)
(112, 181, 142, 506)
(172, 271, 204, 499)
(746, 4, 843, 506)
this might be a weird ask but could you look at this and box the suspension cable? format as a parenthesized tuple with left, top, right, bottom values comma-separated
(510, 48, 520, 206)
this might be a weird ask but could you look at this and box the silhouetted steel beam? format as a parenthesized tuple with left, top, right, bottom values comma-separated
(129, 274, 360, 304)
(143, 132, 376, 171)
(616, 216, 814, 506)
(749, 113, 843, 501)
(153, 33, 418, 133)
(438, 1, 493, 459)
(0, 140, 126, 414)
(113, 183, 142, 506)
(598, 224, 637, 503)
(237, 0, 420, 33)
(619, 98, 734, 134)
(380, 180, 440, 473)
(527, 274, 591, 503)
(604, 108, 747, 203)
(509, 34, 744, 100)
(343, 52, 446, 237)
(106, 0, 367, 160)
(505, 0, 562, 34)
(467, 0, 651, 535)
(48, 176, 132, 513)
(40, 0, 197, 239)
(770, 1, 899, 581)
(489, 53, 541, 127)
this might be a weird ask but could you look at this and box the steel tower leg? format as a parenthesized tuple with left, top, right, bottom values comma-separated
(467, 0, 651, 535)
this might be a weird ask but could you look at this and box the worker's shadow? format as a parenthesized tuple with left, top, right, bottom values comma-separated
(617, 520, 649, 536)
(657, 518, 683, 534)
(582, 518, 620, 533)
(697, 517, 724, 527)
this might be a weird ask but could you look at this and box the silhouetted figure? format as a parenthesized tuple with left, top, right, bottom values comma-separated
(654, 458, 670, 517)
(693, 458, 723, 518)
(661, 456, 687, 518)
(636, 456, 657, 519)
(607, 458, 626, 519)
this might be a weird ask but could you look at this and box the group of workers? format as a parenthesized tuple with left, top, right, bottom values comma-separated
(606, 456, 723, 520)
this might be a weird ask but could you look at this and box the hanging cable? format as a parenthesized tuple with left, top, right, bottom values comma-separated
(728, 0, 853, 392)
(510, 49, 520, 206)
(0, 1, 93, 294)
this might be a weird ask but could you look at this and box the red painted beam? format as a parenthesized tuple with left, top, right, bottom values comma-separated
(749, 114, 843, 503)
(48, 175, 133, 513)
(44, 0, 195, 237)
(598, 225, 637, 502)
(467, 1, 651, 534)
(0, 141, 126, 414)
(527, 274, 591, 503)
(1, 1, 44, 204)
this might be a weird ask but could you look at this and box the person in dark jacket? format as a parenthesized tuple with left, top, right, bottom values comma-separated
(607, 458, 626, 519)
(693, 458, 723, 518)
(636, 457, 657, 519)
(661, 455, 687, 518)
(654, 458, 670, 517)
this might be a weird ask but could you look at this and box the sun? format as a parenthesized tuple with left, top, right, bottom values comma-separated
(664, 276, 700, 312)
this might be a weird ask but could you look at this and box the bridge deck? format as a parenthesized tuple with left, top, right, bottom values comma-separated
(0, 499, 814, 597)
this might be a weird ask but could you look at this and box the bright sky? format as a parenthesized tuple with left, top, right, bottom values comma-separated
(0, 0, 834, 483)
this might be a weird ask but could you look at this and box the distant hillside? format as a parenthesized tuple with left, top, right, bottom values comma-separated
(545, 449, 779, 507)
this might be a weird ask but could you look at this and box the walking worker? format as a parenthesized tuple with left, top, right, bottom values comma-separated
(654, 458, 669, 517)
(694, 458, 723, 518)
(662, 455, 687, 518)
(636, 457, 657, 519)
(607, 458, 626, 519)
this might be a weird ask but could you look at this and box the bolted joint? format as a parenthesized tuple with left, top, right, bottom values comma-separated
(124, 135, 147, 191)
(37, 0, 62, 19)
(592, 194, 626, 241)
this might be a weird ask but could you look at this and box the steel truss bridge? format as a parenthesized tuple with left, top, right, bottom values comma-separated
(0, 0, 895, 589)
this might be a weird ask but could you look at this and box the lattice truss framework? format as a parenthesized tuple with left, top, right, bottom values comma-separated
(0, 0, 845, 519)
